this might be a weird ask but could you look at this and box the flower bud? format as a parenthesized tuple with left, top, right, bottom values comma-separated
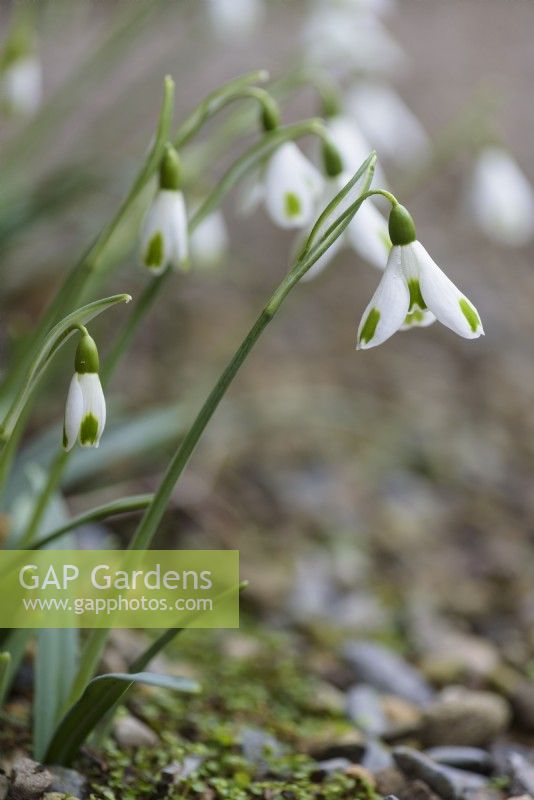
(388, 203, 416, 246)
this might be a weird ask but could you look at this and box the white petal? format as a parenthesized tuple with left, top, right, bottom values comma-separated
(346, 199, 390, 269)
(1, 56, 42, 116)
(346, 82, 430, 165)
(78, 373, 106, 447)
(469, 147, 534, 247)
(357, 246, 410, 349)
(264, 143, 324, 229)
(325, 116, 387, 187)
(206, 0, 263, 42)
(164, 191, 189, 270)
(140, 190, 188, 273)
(412, 241, 484, 339)
(190, 209, 229, 268)
(63, 374, 83, 452)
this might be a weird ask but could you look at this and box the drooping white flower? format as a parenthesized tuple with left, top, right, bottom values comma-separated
(325, 115, 387, 187)
(190, 209, 229, 269)
(468, 146, 534, 247)
(346, 82, 430, 165)
(0, 53, 42, 117)
(63, 332, 106, 451)
(302, 7, 406, 75)
(263, 142, 324, 229)
(303, 173, 390, 281)
(206, 0, 264, 42)
(140, 144, 188, 273)
(357, 204, 483, 348)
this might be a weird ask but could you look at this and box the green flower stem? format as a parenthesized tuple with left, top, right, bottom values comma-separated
(68, 155, 376, 705)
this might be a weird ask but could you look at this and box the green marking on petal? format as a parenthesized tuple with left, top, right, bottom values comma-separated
(144, 232, 164, 269)
(79, 414, 99, 446)
(404, 310, 425, 326)
(284, 192, 301, 218)
(360, 308, 380, 344)
(408, 279, 426, 311)
(378, 229, 392, 252)
(62, 426, 68, 449)
(459, 298, 480, 332)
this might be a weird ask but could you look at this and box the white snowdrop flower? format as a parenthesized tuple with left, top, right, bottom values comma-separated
(63, 331, 106, 451)
(302, 8, 405, 75)
(140, 144, 188, 274)
(346, 82, 430, 165)
(0, 54, 42, 117)
(264, 142, 324, 229)
(469, 146, 534, 247)
(357, 203, 483, 349)
(190, 209, 229, 269)
(206, 0, 264, 42)
(303, 172, 390, 281)
(325, 115, 387, 187)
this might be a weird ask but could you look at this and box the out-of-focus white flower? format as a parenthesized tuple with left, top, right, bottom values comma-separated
(346, 82, 430, 165)
(357, 204, 483, 348)
(190, 209, 229, 268)
(0, 54, 42, 117)
(206, 0, 264, 42)
(263, 142, 324, 229)
(140, 145, 188, 273)
(303, 173, 390, 281)
(63, 333, 106, 451)
(468, 146, 534, 247)
(325, 115, 387, 187)
(302, 8, 405, 75)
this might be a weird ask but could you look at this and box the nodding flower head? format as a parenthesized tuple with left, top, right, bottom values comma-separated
(263, 142, 324, 229)
(140, 144, 188, 274)
(63, 330, 106, 451)
(469, 146, 534, 248)
(357, 203, 484, 349)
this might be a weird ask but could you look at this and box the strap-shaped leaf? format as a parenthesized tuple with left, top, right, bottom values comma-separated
(0, 293, 131, 440)
(45, 671, 199, 766)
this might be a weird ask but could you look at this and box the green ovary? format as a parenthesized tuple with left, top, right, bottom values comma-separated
(407, 279, 426, 310)
(144, 232, 164, 268)
(360, 308, 380, 344)
(284, 192, 301, 218)
(404, 309, 425, 326)
(80, 414, 99, 446)
(459, 298, 480, 332)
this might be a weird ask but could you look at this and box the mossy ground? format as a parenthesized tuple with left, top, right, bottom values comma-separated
(83, 626, 378, 800)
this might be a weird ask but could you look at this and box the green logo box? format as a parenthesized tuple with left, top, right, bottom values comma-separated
(0, 550, 239, 628)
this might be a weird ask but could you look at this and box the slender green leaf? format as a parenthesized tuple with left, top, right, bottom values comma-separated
(0, 652, 11, 705)
(0, 629, 32, 704)
(45, 672, 199, 766)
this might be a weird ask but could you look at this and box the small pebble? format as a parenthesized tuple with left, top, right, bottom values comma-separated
(241, 727, 282, 765)
(48, 766, 86, 798)
(362, 739, 394, 772)
(7, 757, 52, 800)
(343, 641, 434, 706)
(424, 747, 493, 775)
(114, 714, 158, 748)
(346, 684, 388, 736)
(394, 746, 488, 800)
(422, 688, 511, 747)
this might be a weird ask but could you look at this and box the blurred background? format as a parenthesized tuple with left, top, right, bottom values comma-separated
(1, 0, 534, 697)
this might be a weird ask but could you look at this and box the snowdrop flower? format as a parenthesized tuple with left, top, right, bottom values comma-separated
(302, 7, 405, 75)
(140, 144, 188, 274)
(190, 208, 229, 269)
(325, 114, 387, 187)
(303, 172, 390, 281)
(0, 52, 42, 117)
(357, 203, 483, 348)
(206, 0, 264, 42)
(346, 82, 430, 165)
(468, 146, 534, 247)
(263, 142, 324, 229)
(63, 330, 106, 451)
